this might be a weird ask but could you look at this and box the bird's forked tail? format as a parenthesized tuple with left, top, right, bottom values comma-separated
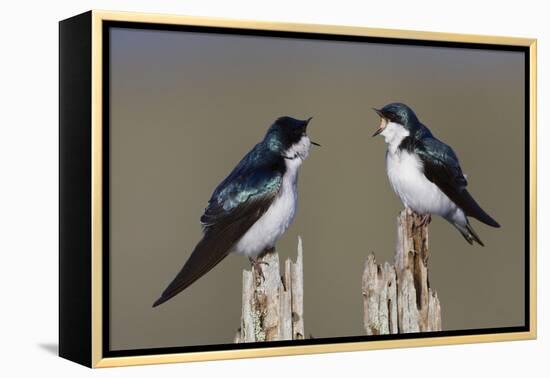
(453, 221, 485, 246)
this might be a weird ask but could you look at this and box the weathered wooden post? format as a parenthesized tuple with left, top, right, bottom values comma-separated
(235, 237, 304, 342)
(362, 208, 442, 335)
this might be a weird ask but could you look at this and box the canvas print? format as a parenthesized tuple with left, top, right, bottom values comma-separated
(105, 23, 527, 354)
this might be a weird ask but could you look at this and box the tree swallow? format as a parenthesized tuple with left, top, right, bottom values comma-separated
(372, 102, 500, 246)
(153, 116, 319, 307)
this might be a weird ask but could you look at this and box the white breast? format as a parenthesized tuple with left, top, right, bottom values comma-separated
(386, 149, 459, 220)
(233, 162, 298, 257)
(233, 137, 310, 257)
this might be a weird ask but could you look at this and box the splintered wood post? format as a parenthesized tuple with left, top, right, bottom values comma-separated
(362, 208, 442, 335)
(234, 236, 304, 343)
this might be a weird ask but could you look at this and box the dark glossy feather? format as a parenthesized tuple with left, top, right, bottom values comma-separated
(152, 143, 284, 307)
(200, 143, 285, 230)
(413, 135, 500, 228)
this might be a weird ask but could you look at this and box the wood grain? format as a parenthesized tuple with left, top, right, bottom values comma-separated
(363, 209, 441, 335)
(235, 237, 304, 342)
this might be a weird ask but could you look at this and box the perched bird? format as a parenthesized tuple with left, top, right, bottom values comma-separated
(372, 102, 500, 245)
(153, 116, 319, 307)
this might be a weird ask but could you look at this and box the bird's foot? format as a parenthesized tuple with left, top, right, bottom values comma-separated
(249, 257, 269, 282)
(415, 213, 432, 227)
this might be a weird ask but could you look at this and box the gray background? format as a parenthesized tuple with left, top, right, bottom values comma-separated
(109, 27, 525, 350)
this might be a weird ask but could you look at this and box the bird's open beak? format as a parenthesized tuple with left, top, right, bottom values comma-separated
(372, 108, 386, 137)
(372, 127, 383, 137)
(305, 117, 321, 147)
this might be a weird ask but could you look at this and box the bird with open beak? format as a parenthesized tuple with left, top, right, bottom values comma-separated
(153, 116, 320, 307)
(372, 102, 500, 245)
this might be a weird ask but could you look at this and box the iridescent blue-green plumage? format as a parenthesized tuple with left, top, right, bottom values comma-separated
(200, 116, 311, 228)
(385, 103, 499, 228)
(374, 103, 499, 246)
(153, 116, 311, 307)
(201, 142, 284, 226)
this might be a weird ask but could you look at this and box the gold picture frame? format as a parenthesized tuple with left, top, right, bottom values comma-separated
(59, 10, 537, 368)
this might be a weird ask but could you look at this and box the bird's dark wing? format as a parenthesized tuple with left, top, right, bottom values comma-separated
(153, 147, 284, 307)
(200, 145, 284, 231)
(416, 137, 500, 228)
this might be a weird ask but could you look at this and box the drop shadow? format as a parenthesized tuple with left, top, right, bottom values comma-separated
(38, 343, 58, 355)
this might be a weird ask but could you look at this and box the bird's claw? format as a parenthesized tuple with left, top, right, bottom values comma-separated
(415, 213, 432, 227)
(249, 258, 269, 282)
